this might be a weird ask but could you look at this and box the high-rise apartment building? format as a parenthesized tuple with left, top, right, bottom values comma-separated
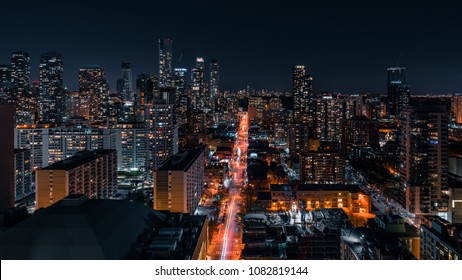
(341, 116, 379, 149)
(293, 65, 314, 125)
(146, 101, 178, 172)
(174, 68, 188, 125)
(159, 38, 173, 88)
(399, 102, 448, 217)
(190, 57, 206, 111)
(316, 93, 358, 142)
(35, 150, 118, 208)
(79, 66, 109, 122)
(115, 122, 147, 172)
(451, 94, 462, 124)
(39, 52, 64, 124)
(15, 126, 117, 169)
(154, 147, 204, 214)
(300, 151, 345, 184)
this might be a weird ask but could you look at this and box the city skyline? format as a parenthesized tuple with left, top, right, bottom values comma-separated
(1, 1, 462, 94)
(2, 0, 462, 262)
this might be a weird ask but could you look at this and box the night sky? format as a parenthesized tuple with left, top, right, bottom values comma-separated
(1, 0, 462, 94)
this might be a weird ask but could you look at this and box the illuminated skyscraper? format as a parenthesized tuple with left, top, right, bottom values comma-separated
(39, 52, 64, 124)
(11, 51, 32, 125)
(79, 66, 109, 122)
(190, 57, 207, 111)
(119, 62, 133, 101)
(159, 38, 173, 88)
(174, 67, 188, 125)
(293, 65, 314, 125)
(210, 59, 219, 114)
(399, 102, 448, 217)
(387, 67, 410, 116)
(146, 101, 178, 173)
(10, 51, 30, 101)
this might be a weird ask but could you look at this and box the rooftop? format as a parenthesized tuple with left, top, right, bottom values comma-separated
(158, 147, 204, 171)
(0, 196, 166, 259)
(270, 184, 292, 192)
(41, 150, 116, 171)
(297, 184, 364, 194)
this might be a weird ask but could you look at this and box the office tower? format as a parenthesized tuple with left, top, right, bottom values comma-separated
(115, 123, 147, 172)
(47, 127, 117, 164)
(79, 66, 109, 122)
(154, 147, 204, 213)
(35, 150, 118, 208)
(341, 116, 379, 149)
(0, 104, 15, 212)
(10, 51, 32, 124)
(300, 151, 345, 184)
(399, 102, 448, 217)
(293, 65, 314, 125)
(174, 68, 188, 125)
(387, 67, 410, 116)
(209, 59, 219, 111)
(190, 57, 206, 111)
(159, 38, 173, 88)
(120, 62, 133, 101)
(14, 149, 32, 201)
(146, 101, 178, 172)
(419, 216, 462, 260)
(39, 52, 64, 124)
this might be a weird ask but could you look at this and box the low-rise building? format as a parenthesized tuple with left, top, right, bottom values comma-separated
(270, 184, 293, 210)
(297, 184, 371, 214)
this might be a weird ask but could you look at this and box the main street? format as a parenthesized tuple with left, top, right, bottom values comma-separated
(207, 113, 248, 260)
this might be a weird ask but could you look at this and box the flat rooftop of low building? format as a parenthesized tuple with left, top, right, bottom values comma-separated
(270, 184, 292, 192)
(157, 148, 204, 171)
(298, 184, 363, 194)
(257, 191, 272, 201)
(41, 150, 116, 171)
